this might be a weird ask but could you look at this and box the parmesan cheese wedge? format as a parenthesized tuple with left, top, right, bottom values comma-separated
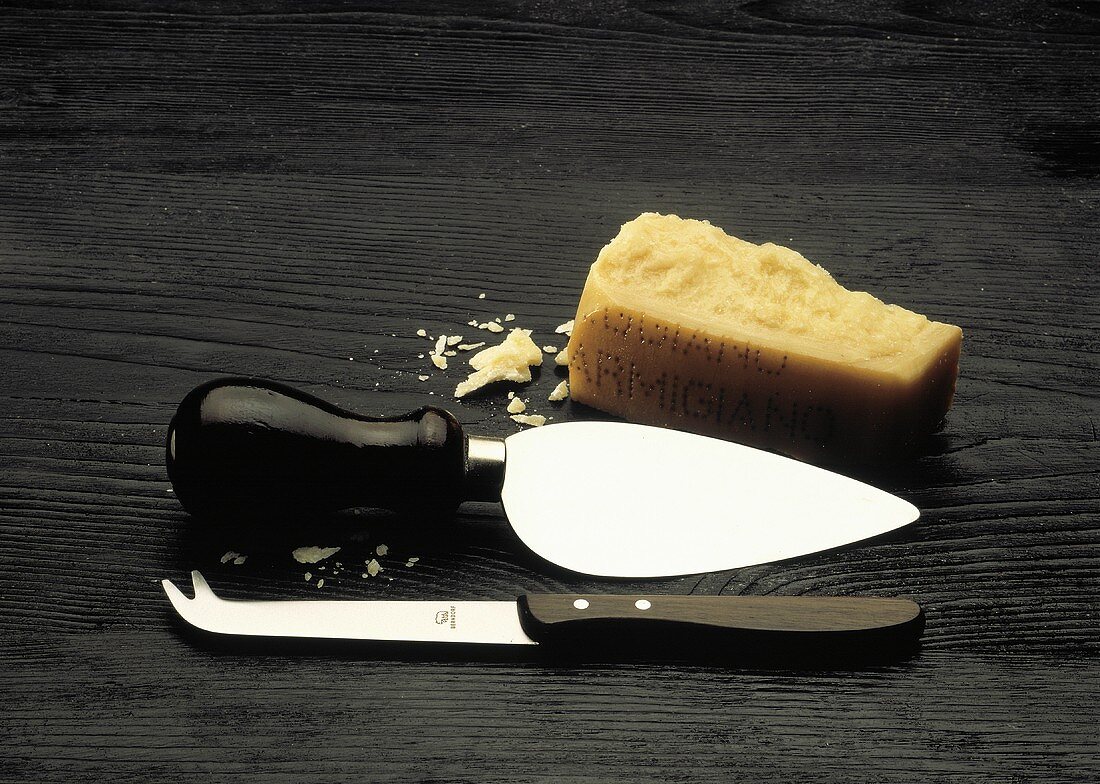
(566, 213, 962, 465)
(454, 328, 543, 398)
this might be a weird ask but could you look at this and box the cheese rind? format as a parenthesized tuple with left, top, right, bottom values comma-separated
(566, 213, 962, 465)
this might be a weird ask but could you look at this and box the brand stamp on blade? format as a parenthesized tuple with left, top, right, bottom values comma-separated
(434, 607, 457, 629)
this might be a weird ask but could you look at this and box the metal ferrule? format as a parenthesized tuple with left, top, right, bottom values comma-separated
(464, 435, 506, 501)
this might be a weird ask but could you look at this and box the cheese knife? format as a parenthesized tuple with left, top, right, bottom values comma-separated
(165, 378, 920, 578)
(163, 571, 924, 660)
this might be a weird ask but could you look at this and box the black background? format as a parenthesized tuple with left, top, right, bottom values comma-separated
(1, 1, 1097, 781)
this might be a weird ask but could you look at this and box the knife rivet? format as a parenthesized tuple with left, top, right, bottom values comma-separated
(634, 599, 652, 610)
(573, 598, 590, 610)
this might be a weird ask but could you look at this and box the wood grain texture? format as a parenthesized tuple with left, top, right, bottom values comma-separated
(0, 0, 1098, 781)
(1, 1, 1098, 183)
(1, 635, 1097, 783)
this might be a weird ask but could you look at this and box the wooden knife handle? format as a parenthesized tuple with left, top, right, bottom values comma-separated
(166, 377, 474, 521)
(518, 594, 924, 659)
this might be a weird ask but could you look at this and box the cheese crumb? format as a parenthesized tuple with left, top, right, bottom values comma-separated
(454, 329, 543, 398)
(478, 293, 486, 299)
(220, 551, 239, 564)
(304, 572, 312, 581)
(507, 397, 526, 414)
(504, 313, 516, 321)
(543, 345, 558, 353)
(446, 336, 463, 346)
(485, 322, 504, 333)
(292, 546, 341, 564)
(416, 328, 428, 337)
(375, 544, 389, 556)
(511, 414, 547, 427)
(233, 555, 247, 566)
(434, 335, 448, 355)
(418, 374, 430, 381)
(431, 354, 448, 370)
(555, 345, 571, 366)
(468, 320, 479, 327)
(555, 320, 574, 336)
(457, 342, 485, 351)
(406, 557, 420, 567)
(366, 559, 382, 577)
(316, 578, 325, 588)
(548, 380, 569, 401)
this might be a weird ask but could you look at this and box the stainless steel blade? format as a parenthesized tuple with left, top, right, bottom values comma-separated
(163, 571, 537, 645)
(500, 422, 919, 578)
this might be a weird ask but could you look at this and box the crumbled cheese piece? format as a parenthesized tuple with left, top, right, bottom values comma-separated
(446, 336, 463, 346)
(507, 391, 515, 399)
(292, 546, 341, 564)
(555, 320, 574, 336)
(434, 335, 448, 355)
(416, 328, 428, 337)
(304, 572, 312, 581)
(375, 544, 389, 556)
(418, 374, 430, 381)
(511, 413, 547, 427)
(366, 559, 382, 577)
(406, 557, 420, 567)
(468, 320, 479, 327)
(220, 551, 239, 564)
(431, 354, 448, 370)
(555, 345, 571, 366)
(444, 350, 456, 357)
(316, 578, 325, 588)
(233, 555, 247, 566)
(454, 329, 543, 398)
(457, 342, 485, 351)
(485, 322, 504, 333)
(507, 397, 526, 414)
(548, 380, 569, 401)
(504, 313, 516, 321)
(478, 292, 486, 299)
(543, 345, 558, 353)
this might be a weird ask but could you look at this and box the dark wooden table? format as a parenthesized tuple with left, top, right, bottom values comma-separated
(2, 2, 1097, 781)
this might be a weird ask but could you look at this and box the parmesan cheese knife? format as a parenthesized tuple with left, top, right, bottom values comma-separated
(166, 378, 920, 578)
(163, 571, 925, 661)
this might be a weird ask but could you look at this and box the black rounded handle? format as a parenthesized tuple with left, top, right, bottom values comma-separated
(166, 378, 469, 521)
